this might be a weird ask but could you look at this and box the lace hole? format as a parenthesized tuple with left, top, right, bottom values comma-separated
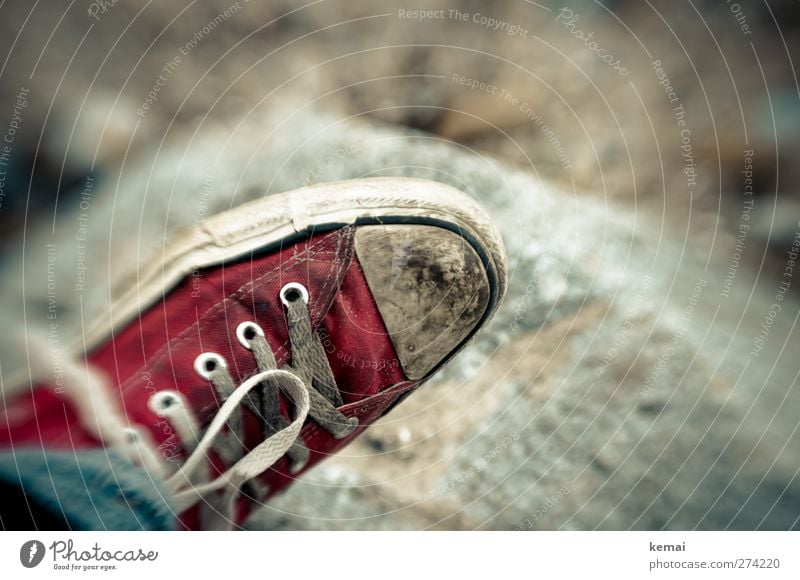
(148, 390, 182, 415)
(236, 321, 265, 350)
(193, 352, 227, 380)
(279, 282, 309, 307)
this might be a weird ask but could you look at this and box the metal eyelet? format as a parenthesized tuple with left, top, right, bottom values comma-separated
(148, 390, 183, 416)
(236, 321, 265, 350)
(279, 282, 309, 307)
(193, 352, 227, 380)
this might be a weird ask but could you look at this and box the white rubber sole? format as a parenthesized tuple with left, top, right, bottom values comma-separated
(82, 177, 508, 353)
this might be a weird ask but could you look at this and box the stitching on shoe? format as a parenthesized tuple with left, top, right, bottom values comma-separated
(191, 228, 354, 419)
(195, 227, 356, 416)
(121, 250, 313, 391)
(116, 229, 353, 395)
(130, 241, 337, 389)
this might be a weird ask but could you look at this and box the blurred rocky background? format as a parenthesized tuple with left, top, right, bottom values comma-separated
(0, 0, 798, 529)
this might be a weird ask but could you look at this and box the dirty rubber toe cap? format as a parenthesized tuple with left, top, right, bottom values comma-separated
(354, 224, 492, 381)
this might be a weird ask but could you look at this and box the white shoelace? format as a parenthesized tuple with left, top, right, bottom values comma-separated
(142, 283, 358, 529)
(165, 369, 309, 528)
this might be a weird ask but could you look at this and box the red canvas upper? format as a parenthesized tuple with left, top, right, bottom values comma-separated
(0, 226, 417, 528)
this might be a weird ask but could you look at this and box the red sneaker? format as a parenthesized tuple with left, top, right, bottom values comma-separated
(0, 177, 507, 529)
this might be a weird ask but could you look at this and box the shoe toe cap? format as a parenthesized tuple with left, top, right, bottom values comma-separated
(354, 224, 492, 380)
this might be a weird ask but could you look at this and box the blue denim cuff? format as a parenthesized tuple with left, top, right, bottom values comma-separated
(0, 448, 175, 530)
